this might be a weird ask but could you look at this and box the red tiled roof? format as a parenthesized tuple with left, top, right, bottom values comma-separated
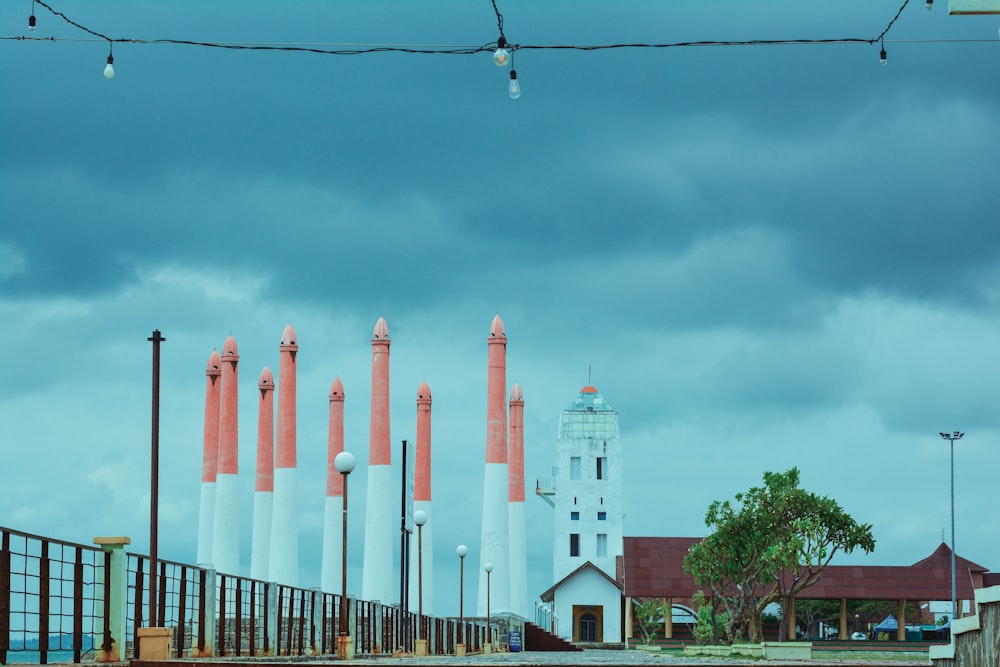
(623, 537, 990, 601)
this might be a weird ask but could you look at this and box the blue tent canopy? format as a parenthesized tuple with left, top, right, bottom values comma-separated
(875, 614, 898, 632)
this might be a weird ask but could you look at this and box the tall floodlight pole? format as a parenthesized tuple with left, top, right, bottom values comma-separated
(939, 431, 964, 620)
(334, 451, 356, 660)
(484, 561, 494, 650)
(147, 329, 165, 628)
(456, 545, 468, 654)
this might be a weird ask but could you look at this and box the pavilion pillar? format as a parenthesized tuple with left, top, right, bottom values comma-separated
(839, 599, 847, 640)
(896, 599, 906, 641)
(663, 597, 672, 639)
(624, 596, 633, 641)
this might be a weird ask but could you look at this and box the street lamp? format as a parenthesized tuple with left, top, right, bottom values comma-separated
(456, 545, 468, 656)
(334, 451, 356, 660)
(484, 561, 494, 652)
(413, 510, 428, 652)
(939, 431, 964, 620)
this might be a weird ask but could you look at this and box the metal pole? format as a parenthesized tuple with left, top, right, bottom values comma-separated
(939, 431, 963, 620)
(340, 472, 349, 637)
(458, 551, 465, 645)
(950, 438, 956, 618)
(417, 524, 423, 640)
(399, 439, 407, 651)
(147, 329, 165, 628)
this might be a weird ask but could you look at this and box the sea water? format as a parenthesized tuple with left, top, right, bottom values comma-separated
(5, 649, 86, 664)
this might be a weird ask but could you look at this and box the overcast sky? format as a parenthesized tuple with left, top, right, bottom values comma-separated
(1, 1, 998, 618)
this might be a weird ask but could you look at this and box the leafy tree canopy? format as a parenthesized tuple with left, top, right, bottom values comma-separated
(683, 467, 875, 644)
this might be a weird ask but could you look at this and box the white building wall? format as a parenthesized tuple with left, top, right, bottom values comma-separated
(551, 567, 622, 642)
(551, 394, 623, 584)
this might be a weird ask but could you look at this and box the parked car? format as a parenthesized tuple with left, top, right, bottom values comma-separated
(850, 631, 867, 640)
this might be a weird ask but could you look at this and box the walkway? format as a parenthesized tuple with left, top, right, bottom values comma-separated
(128, 647, 930, 667)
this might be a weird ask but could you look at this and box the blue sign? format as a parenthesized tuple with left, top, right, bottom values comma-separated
(508, 630, 522, 652)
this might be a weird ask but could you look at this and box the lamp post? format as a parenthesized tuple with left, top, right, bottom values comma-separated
(939, 431, 964, 620)
(334, 451, 356, 660)
(413, 510, 428, 655)
(483, 562, 494, 653)
(456, 545, 468, 656)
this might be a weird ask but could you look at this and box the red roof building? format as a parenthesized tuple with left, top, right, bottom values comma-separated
(620, 537, 995, 642)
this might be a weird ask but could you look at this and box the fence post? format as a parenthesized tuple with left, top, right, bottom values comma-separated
(266, 582, 279, 656)
(93, 536, 130, 662)
(198, 568, 217, 657)
(348, 597, 357, 658)
(309, 588, 321, 655)
(373, 602, 382, 654)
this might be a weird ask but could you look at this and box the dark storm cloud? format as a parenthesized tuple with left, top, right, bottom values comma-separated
(2, 0, 999, 606)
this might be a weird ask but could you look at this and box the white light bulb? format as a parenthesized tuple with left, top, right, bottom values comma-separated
(879, 48, 887, 66)
(493, 47, 510, 67)
(29, 15, 36, 31)
(509, 70, 520, 99)
(104, 54, 115, 79)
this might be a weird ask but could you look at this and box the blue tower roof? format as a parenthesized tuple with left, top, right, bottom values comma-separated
(560, 386, 618, 440)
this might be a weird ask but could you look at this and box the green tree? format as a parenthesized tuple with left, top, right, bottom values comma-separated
(691, 590, 728, 646)
(683, 468, 875, 644)
(634, 598, 664, 646)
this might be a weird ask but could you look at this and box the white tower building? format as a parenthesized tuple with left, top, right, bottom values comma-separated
(537, 386, 623, 643)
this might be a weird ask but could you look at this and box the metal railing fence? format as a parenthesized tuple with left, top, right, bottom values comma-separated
(0, 528, 108, 665)
(2, 526, 497, 662)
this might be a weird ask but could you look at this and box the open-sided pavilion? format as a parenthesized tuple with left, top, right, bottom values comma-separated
(621, 537, 998, 642)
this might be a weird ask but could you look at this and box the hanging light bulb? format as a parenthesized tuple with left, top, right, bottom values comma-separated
(493, 36, 510, 67)
(509, 69, 520, 99)
(925, 0, 933, 9)
(104, 53, 115, 79)
(28, 14, 36, 31)
(879, 43, 887, 66)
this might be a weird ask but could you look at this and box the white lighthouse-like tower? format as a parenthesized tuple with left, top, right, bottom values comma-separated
(538, 386, 623, 642)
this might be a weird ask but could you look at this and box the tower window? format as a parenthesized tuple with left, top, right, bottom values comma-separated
(570, 533, 580, 557)
(596, 456, 607, 480)
(571, 512, 579, 521)
(597, 512, 606, 521)
(570, 457, 581, 480)
(596, 533, 607, 557)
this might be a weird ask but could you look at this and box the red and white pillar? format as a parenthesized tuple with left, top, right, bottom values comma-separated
(269, 324, 299, 585)
(508, 383, 527, 618)
(362, 317, 394, 603)
(250, 366, 275, 581)
(213, 336, 241, 575)
(196, 350, 221, 566)
(479, 315, 510, 615)
(322, 377, 346, 593)
(410, 382, 434, 614)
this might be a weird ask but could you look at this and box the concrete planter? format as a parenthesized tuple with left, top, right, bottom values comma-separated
(682, 645, 703, 656)
(762, 641, 812, 660)
(732, 643, 763, 657)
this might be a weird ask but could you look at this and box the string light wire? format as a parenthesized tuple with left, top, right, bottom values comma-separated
(4, 0, 993, 92)
(8, 0, 930, 57)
